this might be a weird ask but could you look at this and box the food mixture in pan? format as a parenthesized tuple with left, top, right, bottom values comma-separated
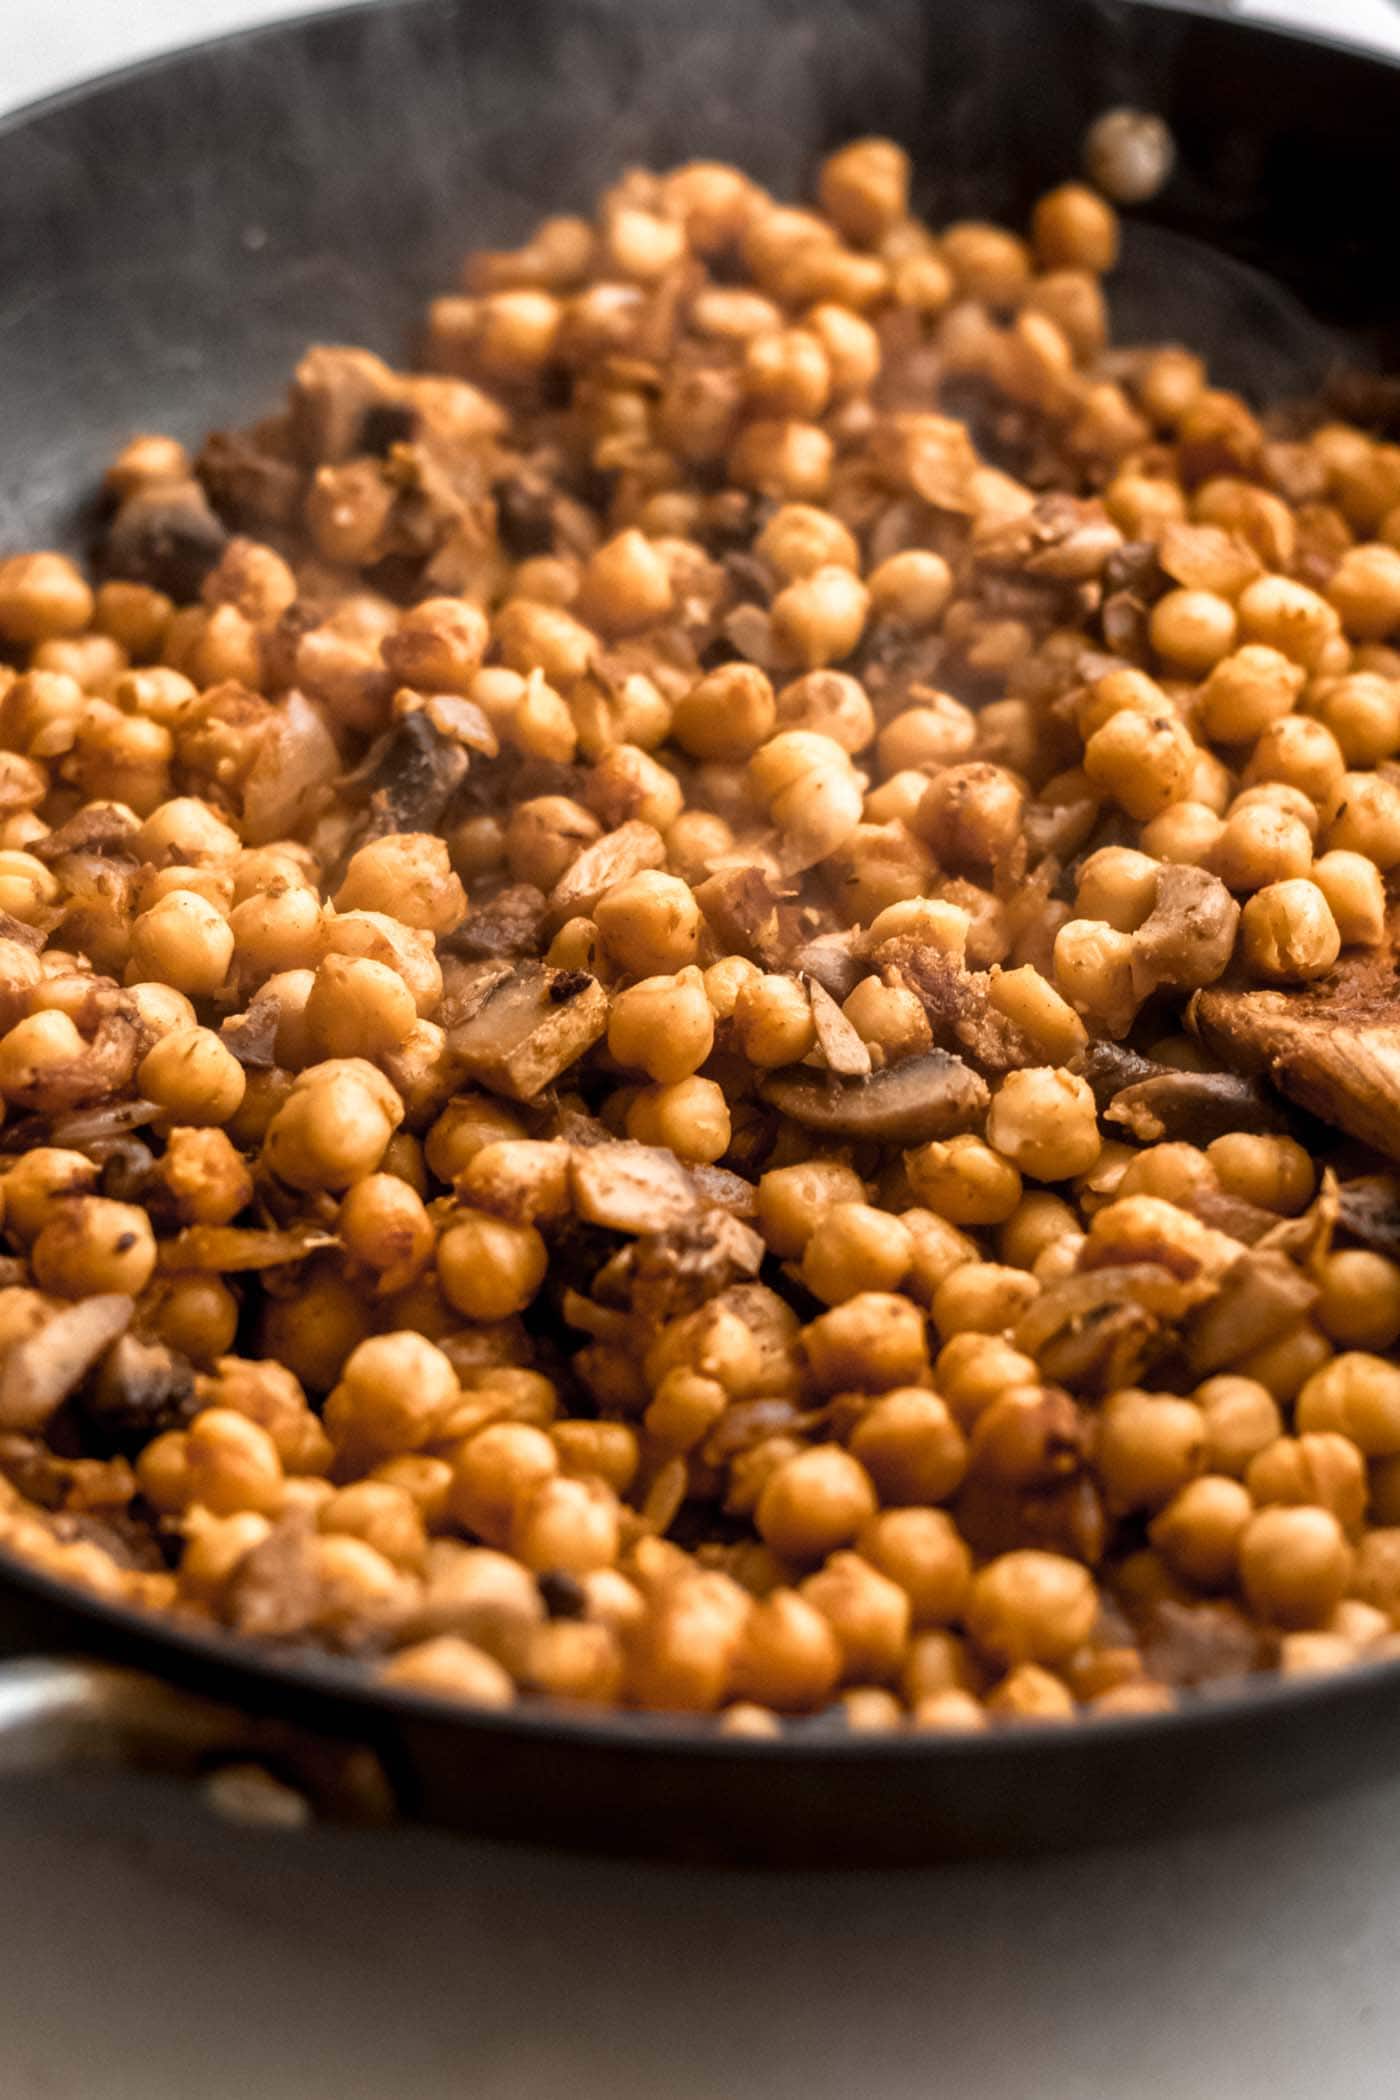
(4, 138, 1400, 1732)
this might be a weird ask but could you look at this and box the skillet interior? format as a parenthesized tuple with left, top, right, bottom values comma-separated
(4, 0, 1400, 1860)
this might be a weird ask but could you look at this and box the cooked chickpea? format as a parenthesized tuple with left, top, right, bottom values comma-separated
(1205, 1132, 1313, 1214)
(1083, 706, 1195, 820)
(31, 1197, 156, 1298)
(906, 1133, 1021, 1226)
(1239, 1505, 1353, 1628)
(626, 1075, 731, 1163)
(986, 1068, 1101, 1182)
(263, 1059, 402, 1191)
(755, 1445, 878, 1563)
(437, 1210, 547, 1321)
(966, 1551, 1097, 1667)
(1324, 769, 1400, 868)
(800, 1203, 913, 1304)
(1032, 182, 1119, 272)
(607, 965, 714, 1082)
(671, 663, 775, 760)
(595, 870, 700, 975)
(137, 1026, 246, 1125)
(334, 832, 466, 933)
(1239, 878, 1340, 983)
(732, 972, 816, 1068)
(128, 889, 234, 997)
(1315, 1250, 1400, 1351)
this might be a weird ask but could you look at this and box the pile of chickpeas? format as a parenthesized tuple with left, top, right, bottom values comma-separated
(5, 137, 1400, 1736)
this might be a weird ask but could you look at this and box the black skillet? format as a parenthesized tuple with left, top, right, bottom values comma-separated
(2, 0, 1400, 1865)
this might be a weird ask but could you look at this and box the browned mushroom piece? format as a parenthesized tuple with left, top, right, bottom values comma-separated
(344, 708, 473, 844)
(1191, 926, 1400, 1161)
(156, 1223, 338, 1273)
(103, 479, 230, 600)
(545, 819, 667, 931)
(1129, 864, 1239, 1001)
(758, 1047, 988, 1143)
(804, 975, 872, 1078)
(1104, 1068, 1290, 1145)
(439, 883, 547, 962)
(0, 1294, 134, 1434)
(569, 1141, 702, 1234)
(445, 960, 609, 1103)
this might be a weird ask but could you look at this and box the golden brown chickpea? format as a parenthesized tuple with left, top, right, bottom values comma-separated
(137, 1027, 246, 1126)
(1148, 1475, 1253, 1590)
(1097, 1389, 1207, 1512)
(906, 1133, 1022, 1226)
(818, 138, 911, 243)
(848, 1388, 967, 1506)
(128, 889, 234, 997)
(338, 1175, 435, 1294)
(755, 1444, 878, 1563)
(798, 1551, 910, 1683)
(324, 1330, 460, 1460)
(799, 1203, 912, 1304)
(1239, 878, 1340, 983)
(595, 870, 700, 975)
(1315, 1250, 1400, 1351)
(0, 553, 93, 644)
(1295, 1353, 1400, 1457)
(729, 1587, 843, 1711)
(1239, 1505, 1353, 1628)
(437, 1210, 547, 1322)
(986, 1067, 1101, 1182)
(31, 1197, 156, 1299)
(1032, 182, 1120, 272)
(733, 972, 817, 1069)
(262, 1058, 402, 1192)
(2, 1149, 99, 1241)
(729, 419, 833, 501)
(966, 1550, 1097, 1667)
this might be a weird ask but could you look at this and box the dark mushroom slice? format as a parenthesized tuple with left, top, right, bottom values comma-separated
(1337, 1175, 1400, 1261)
(758, 1049, 988, 1145)
(1129, 864, 1239, 1000)
(446, 961, 608, 1104)
(343, 708, 473, 848)
(102, 480, 229, 601)
(1104, 1068, 1289, 1145)
(438, 884, 547, 962)
(1191, 933, 1400, 1162)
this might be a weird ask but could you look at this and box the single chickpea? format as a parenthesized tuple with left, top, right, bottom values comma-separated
(1097, 1388, 1207, 1511)
(756, 1445, 878, 1563)
(1295, 1352, 1400, 1457)
(1326, 541, 1400, 640)
(1053, 918, 1139, 1036)
(841, 975, 932, 1063)
(818, 137, 911, 242)
(1032, 181, 1119, 272)
(733, 972, 816, 1068)
(594, 870, 700, 975)
(1323, 769, 1400, 868)
(510, 1473, 620, 1574)
(1205, 1132, 1314, 1214)
(1148, 1475, 1253, 1590)
(1083, 707, 1195, 820)
(324, 1330, 460, 1459)
(1246, 1433, 1367, 1533)
(127, 889, 234, 998)
(1239, 878, 1340, 983)
(1197, 644, 1305, 743)
(742, 327, 832, 420)
(770, 566, 870, 670)
(848, 1388, 968, 1506)
(941, 221, 1032, 305)
(1239, 1505, 1353, 1628)
(1149, 588, 1238, 674)
(906, 1133, 1022, 1226)
(799, 1551, 911, 1683)
(262, 1058, 402, 1191)
(381, 1636, 514, 1707)
(334, 832, 466, 934)
(304, 954, 418, 1062)
(2, 1149, 99, 1241)
(755, 504, 858, 582)
(338, 1175, 435, 1295)
(802, 1291, 930, 1394)
(729, 419, 833, 501)
(1245, 715, 1345, 804)
(437, 1210, 547, 1321)
(137, 1026, 246, 1125)
(607, 966, 714, 1082)
(861, 1509, 971, 1629)
(729, 1587, 842, 1711)
(1314, 1250, 1400, 1351)
(799, 1203, 913, 1304)
(0, 552, 93, 644)
(914, 761, 1024, 872)
(577, 529, 674, 635)
(1311, 672, 1400, 768)
(31, 1197, 156, 1298)
(1195, 1374, 1283, 1477)
(965, 1550, 1097, 1667)
(1238, 573, 1342, 670)
(1074, 846, 1161, 932)
(184, 1409, 285, 1517)
(986, 1067, 1101, 1182)
(626, 1074, 731, 1163)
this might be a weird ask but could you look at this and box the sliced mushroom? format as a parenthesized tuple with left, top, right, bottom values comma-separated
(569, 1141, 701, 1234)
(342, 708, 473, 846)
(804, 976, 872, 1079)
(0, 1294, 133, 1434)
(446, 961, 608, 1103)
(758, 1049, 988, 1144)
(546, 819, 666, 932)
(1104, 1068, 1289, 1145)
(1130, 864, 1239, 1001)
(439, 884, 547, 962)
(1191, 931, 1400, 1160)
(1183, 1249, 1319, 1377)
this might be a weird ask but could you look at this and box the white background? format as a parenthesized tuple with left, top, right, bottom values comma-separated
(5, 3, 1400, 2097)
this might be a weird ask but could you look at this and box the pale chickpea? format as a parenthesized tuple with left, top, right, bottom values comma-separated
(128, 889, 234, 998)
(595, 870, 700, 975)
(732, 972, 816, 1068)
(1239, 879, 1340, 983)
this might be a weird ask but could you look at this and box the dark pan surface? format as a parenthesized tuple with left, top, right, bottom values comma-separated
(5, 0, 1400, 1860)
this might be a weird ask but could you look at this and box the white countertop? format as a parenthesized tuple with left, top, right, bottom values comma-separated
(5, 4, 1400, 2097)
